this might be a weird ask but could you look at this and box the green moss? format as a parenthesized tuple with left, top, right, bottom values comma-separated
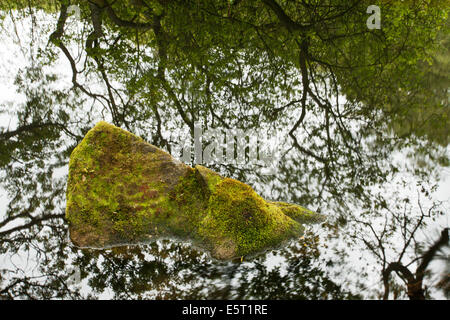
(165, 167, 209, 237)
(66, 122, 325, 259)
(194, 165, 223, 192)
(198, 178, 303, 258)
(66, 121, 188, 246)
(269, 201, 326, 224)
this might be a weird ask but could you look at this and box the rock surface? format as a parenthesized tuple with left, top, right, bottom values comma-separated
(66, 121, 325, 259)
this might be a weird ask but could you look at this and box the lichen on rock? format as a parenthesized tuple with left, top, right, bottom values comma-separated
(66, 121, 325, 259)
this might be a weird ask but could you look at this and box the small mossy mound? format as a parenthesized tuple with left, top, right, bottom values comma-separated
(66, 121, 190, 247)
(199, 178, 302, 259)
(269, 201, 326, 224)
(66, 121, 325, 259)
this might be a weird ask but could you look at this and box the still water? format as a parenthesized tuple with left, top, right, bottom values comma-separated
(0, 2, 449, 300)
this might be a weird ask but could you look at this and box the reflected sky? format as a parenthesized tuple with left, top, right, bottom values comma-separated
(0, 3, 449, 300)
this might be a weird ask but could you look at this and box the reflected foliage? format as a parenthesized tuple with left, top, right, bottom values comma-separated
(0, 0, 449, 299)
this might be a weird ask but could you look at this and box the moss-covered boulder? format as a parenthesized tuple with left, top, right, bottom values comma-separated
(66, 121, 325, 259)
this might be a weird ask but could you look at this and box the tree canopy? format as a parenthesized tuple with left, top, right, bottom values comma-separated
(0, 0, 449, 299)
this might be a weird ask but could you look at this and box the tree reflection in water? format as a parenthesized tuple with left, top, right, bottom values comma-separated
(0, 0, 449, 299)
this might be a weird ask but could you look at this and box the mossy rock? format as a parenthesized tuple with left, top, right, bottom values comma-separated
(66, 122, 325, 259)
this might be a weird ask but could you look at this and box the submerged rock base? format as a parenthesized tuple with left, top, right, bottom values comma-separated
(66, 122, 325, 259)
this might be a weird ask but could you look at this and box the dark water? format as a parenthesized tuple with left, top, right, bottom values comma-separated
(0, 2, 449, 300)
